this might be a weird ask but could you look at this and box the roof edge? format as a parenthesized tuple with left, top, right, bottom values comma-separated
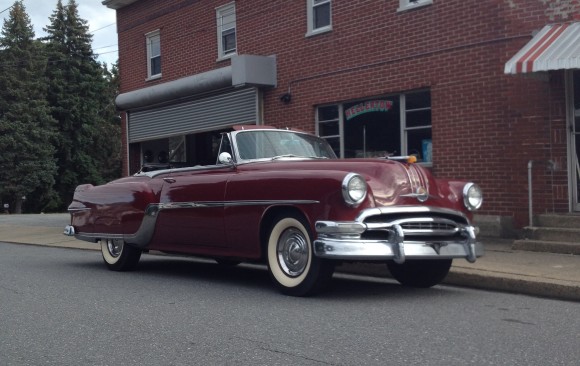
(102, 0, 140, 10)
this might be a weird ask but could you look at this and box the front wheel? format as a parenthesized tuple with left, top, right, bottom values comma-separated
(387, 259, 452, 288)
(266, 214, 334, 296)
(101, 238, 142, 271)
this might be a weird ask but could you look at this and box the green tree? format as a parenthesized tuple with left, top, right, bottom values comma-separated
(0, 1, 58, 213)
(44, 0, 116, 208)
(94, 62, 122, 182)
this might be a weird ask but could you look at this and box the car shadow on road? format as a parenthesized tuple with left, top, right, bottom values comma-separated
(322, 274, 466, 301)
(138, 256, 457, 300)
(75, 253, 469, 301)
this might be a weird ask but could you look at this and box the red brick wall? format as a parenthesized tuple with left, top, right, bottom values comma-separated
(114, 0, 580, 227)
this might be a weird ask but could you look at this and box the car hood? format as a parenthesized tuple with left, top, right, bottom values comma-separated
(238, 158, 460, 210)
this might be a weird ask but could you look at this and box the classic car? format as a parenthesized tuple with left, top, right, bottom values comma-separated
(64, 126, 484, 296)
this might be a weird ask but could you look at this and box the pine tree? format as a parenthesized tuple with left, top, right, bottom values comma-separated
(94, 62, 122, 183)
(44, 0, 115, 208)
(0, 1, 58, 213)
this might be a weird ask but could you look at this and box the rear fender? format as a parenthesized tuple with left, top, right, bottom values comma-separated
(69, 181, 160, 237)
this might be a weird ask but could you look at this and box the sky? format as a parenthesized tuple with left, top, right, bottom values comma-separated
(1, 0, 118, 66)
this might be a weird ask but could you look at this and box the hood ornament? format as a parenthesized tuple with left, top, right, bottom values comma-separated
(401, 187, 429, 202)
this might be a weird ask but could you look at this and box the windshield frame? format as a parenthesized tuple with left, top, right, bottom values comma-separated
(227, 129, 337, 164)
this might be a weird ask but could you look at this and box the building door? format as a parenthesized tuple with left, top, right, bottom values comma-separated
(571, 71, 580, 211)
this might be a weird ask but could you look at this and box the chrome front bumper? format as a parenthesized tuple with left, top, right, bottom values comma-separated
(313, 214, 483, 264)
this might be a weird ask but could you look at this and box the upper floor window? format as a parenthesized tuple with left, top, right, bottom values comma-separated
(216, 3, 237, 60)
(146, 30, 161, 79)
(306, 0, 331, 37)
(398, 0, 433, 12)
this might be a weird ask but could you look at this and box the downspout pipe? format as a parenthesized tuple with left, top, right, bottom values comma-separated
(528, 160, 533, 227)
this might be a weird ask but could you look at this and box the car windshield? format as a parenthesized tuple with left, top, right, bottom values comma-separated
(235, 130, 337, 161)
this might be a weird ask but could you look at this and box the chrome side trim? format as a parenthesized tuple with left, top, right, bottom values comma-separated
(156, 199, 319, 210)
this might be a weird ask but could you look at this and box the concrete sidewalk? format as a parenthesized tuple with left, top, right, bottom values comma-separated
(1, 214, 579, 302)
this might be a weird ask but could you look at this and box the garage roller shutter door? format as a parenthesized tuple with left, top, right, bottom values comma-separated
(128, 88, 258, 142)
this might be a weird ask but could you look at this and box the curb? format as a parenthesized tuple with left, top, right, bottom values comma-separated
(337, 262, 580, 302)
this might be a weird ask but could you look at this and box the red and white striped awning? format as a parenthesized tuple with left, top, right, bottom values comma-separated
(505, 22, 580, 74)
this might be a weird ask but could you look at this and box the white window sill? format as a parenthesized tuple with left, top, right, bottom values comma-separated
(397, 0, 433, 12)
(306, 26, 332, 38)
(217, 52, 237, 62)
(145, 74, 162, 82)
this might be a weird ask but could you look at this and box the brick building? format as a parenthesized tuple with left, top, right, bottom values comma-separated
(103, 0, 580, 236)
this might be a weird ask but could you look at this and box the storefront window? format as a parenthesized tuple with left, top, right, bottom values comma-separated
(344, 99, 399, 158)
(316, 90, 432, 163)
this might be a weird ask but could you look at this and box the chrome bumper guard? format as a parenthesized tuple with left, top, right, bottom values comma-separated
(313, 220, 483, 263)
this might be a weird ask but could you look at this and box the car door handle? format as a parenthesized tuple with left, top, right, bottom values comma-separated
(163, 178, 176, 183)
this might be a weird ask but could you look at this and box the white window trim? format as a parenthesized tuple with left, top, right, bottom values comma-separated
(146, 29, 161, 81)
(315, 104, 343, 158)
(306, 0, 332, 37)
(316, 92, 432, 164)
(400, 92, 433, 166)
(216, 2, 237, 61)
(397, 0, 433, 12)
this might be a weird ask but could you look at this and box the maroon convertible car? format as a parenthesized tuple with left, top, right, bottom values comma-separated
(65, 126, 484, 296)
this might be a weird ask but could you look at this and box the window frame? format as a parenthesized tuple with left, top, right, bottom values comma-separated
(315, 91, 432, 165)
(216, 2, 237, 61)
(400, 91, 432, 165)
(146, 30, 161, 80)
(315, 104, 343, 157)
(306, 0, 332, 37)
(398, 0, 433, 12)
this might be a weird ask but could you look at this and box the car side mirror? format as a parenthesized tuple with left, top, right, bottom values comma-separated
(218, 152, 234, 165)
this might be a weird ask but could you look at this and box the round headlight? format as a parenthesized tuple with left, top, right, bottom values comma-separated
(342, 173, 367, 207)
(463, 183, 483, 211)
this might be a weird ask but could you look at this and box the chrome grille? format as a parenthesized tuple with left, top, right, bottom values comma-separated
(401, 222, 457, 231)
(362, 213, 466, 239)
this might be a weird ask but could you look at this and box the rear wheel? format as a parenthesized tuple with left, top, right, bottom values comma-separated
(266, 214, 334, 296)
(387, 259, 452, 288)
(101, 238, 141, 271)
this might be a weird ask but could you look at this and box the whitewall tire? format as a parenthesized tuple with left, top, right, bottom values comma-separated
(101, 238, 141, 271)
(266, 214, 334, 296)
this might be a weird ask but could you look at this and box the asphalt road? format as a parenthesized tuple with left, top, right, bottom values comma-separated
(1, 243, 580, 366)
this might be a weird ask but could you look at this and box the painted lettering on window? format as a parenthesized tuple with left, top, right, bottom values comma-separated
(345, 100, 393, 121)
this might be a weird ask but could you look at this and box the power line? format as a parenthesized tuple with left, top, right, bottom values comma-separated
(90, 22, 115, 34)
(0, 5, 13, 15)
(97, 49, 118, 56)
(93, 44, 117, 51)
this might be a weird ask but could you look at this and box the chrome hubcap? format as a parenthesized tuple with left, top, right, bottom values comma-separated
(107, 239, 123, 258)
(277, 228, 309, 277)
